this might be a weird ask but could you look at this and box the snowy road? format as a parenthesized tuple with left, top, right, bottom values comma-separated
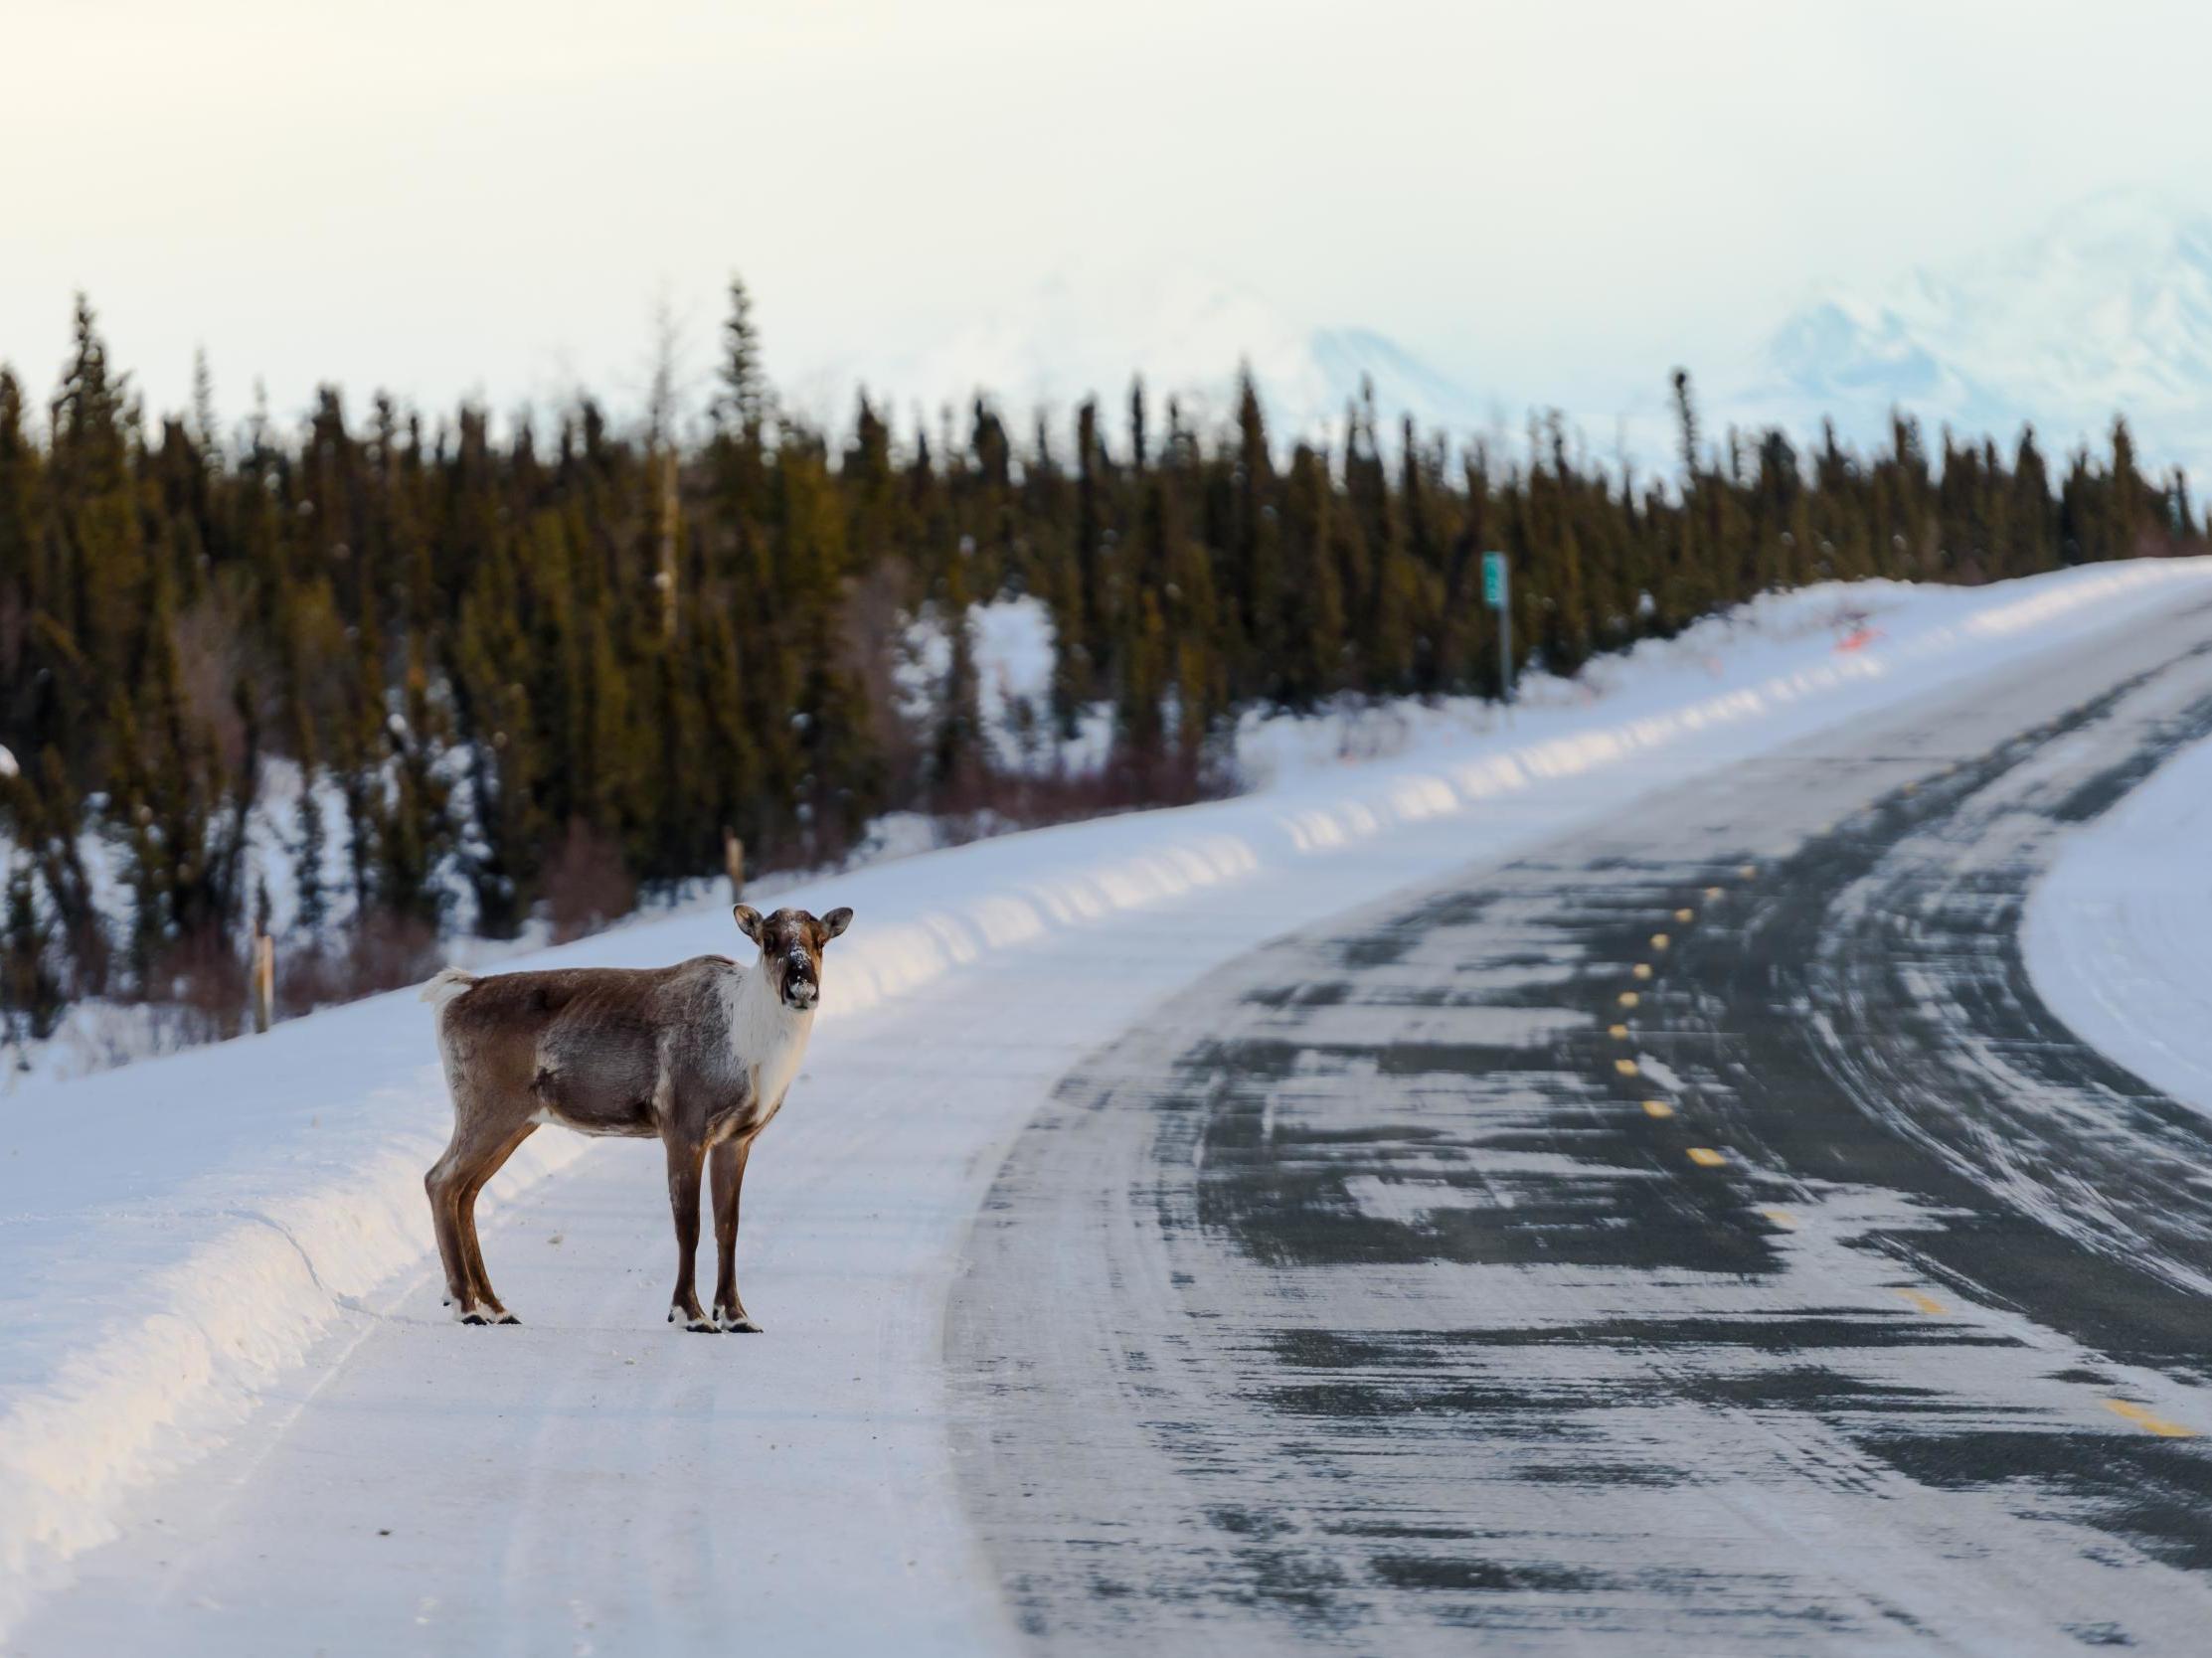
(14, 568, 2212, 1655)
(952, 600, 2212, 1653)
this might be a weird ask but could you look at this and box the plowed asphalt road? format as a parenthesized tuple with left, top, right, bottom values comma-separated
(951, 596, 2212, 1654)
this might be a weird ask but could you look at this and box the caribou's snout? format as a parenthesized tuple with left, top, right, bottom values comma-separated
(782, 956, 819, 1009)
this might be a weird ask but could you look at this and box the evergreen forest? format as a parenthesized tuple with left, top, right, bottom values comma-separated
(2, 287, 2199, 1054)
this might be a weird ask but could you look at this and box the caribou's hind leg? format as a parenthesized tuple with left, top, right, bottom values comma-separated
(426, 1085, 534, 1326)
(455, 1120, 538, 1324)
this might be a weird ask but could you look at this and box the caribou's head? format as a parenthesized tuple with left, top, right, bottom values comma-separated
(733, 904, 853, 1011)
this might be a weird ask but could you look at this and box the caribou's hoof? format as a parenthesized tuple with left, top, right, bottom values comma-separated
(457, 1309, 492, 1326)
(715, 1311, 763, 1334)
(493, 1310, 521, 1326)
(672, 1307, 718, 1333)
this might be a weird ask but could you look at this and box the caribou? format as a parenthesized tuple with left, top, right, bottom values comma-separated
(420, 903, 853, 1332)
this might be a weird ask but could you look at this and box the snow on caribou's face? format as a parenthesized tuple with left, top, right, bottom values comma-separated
(734, 904, 854, 1011)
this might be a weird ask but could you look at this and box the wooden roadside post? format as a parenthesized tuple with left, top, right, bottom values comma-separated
(251, 928, 275, 1034)
(723, 829, 746, 903)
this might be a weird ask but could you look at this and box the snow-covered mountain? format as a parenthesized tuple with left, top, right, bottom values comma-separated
(784, 190, 2212, 477)
(1743, 189, 2212, 472)
(783, 271, 1491, 446)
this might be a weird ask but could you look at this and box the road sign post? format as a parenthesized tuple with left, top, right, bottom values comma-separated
(1481, 552, 1511, 706)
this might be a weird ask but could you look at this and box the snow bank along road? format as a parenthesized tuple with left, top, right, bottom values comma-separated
(7, 562, 2212, 1654)
(2027, 717, 2212, 1128)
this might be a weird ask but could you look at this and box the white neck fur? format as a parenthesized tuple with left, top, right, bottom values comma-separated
(728, 959, 816, 1113)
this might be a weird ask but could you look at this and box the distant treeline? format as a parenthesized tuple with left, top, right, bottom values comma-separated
(0, 288, 2200, 1047)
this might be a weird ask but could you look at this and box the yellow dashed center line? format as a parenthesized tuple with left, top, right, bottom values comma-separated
(1650, 933, 1670, 950)
(1891, 1288, 1950, 1317)
(1609, 1023, 1630, 1040)
(1614, 1058, 1639, 1077)
(1617, 991, 1640, 1009)
(1685, 1146, 1726, 1168)
(1759, 1207, 1799, 1230)
(1740, 864, 1758, 879)
(1703, 886, 1724, 901)
(1673, 908, 1694, 923)
(2104, 1399, 2198, 1438)
(1632, 963, 1653, 981)
(1641, 1099, 1674, 1119)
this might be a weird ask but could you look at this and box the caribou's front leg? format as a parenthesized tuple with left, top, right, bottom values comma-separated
(710, 1137, 760, 1333)
(664, 1133, 715, 1332)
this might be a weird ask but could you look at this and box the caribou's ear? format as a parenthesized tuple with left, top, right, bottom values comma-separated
(819, 907, 854, 941)
(733, 904, 766, 944)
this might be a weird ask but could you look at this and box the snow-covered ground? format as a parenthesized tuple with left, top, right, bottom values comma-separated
(2026, 727, 2212, 1119)
(3, 559, 2207, 1646)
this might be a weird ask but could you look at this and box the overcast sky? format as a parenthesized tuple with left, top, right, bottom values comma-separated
(9, 0, 2212, 432)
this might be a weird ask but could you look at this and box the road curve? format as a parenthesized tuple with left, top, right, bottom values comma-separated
(950, 597, 2212, 1654)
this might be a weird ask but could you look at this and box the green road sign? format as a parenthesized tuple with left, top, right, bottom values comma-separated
(1482, 552, 1513, 706)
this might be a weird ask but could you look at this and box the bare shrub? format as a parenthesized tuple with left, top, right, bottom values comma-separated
(276, 911, 442, 1019)
(145, 924, 252, 1047)
(544, 819, 636, 944)
(928, 744, 1227, 846)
